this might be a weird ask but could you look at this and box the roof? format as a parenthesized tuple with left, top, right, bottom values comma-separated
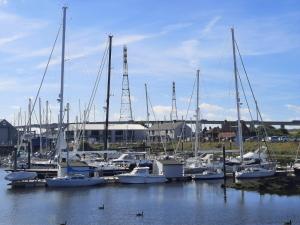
(149, 122, 188, 130)
(218, 132, 236, 138)
(0, 119, 16, 129)
(68, 123, 147, 131)
(156, 159, 183, 165)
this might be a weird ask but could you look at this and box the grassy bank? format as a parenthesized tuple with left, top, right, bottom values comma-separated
(88, 141, 299, 163)
(227, 175, 300, 195)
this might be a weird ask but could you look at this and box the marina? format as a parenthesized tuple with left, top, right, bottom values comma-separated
(0, 1, 299, 224)
(1, 169, 300, 225)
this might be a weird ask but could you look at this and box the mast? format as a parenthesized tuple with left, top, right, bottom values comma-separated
(104, 35, 113, 150)
(45, 100, 49, 150)
(231, 28, 244, 163)
(27, 98, 32, 169)
(194, 69, 200, 157)
(145, 83, 150, 146)
(39, 97, 42, 153)
(57, 6, 67, 159)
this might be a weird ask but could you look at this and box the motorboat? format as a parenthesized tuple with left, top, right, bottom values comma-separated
(116, 167, 167, 184)
(95, 162, 129, 176)
(192, 169, 224, 180)
(235, 167, 275, 179)
(293, 159, 300, 176)
(5, 171, 38, 181)
(112, 152, 152, 168)
(46, 174, 105, 187)
(184, 153, 223, 174)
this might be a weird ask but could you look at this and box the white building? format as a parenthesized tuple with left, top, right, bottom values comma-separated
(149, 122, 192, 142)
(152, 159, 184, 179)
(66, 123, 147, 144)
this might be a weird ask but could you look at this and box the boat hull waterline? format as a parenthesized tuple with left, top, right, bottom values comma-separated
(5, 171, 38, 181)
(117, 175, 167, 184)
(46, 176, 105, 187)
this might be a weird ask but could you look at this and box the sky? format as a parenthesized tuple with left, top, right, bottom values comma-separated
(0, 0, 299, 126)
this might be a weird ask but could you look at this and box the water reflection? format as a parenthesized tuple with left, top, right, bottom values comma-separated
(0, 170, 300, 225)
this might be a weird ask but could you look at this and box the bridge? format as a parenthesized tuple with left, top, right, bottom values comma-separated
(16, 119, 300, 130)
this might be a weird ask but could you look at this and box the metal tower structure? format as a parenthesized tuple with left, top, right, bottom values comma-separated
(119, 45, 133, 121)
(170, 81, 178, 120)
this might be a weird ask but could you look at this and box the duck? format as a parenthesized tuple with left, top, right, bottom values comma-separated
(284, 220, 292, 225)
(60, 221, 67, 225)
(98, 204, 104, 210)
(136, 211, 143, 217)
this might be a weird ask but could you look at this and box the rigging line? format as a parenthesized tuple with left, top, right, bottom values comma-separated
(237, 70, 254, 121)
(175, 76, 197, 153)
(235, 40, 274, 160)
(53, 108, 67, 152)
(86, 41, 109, 119)
(87, 40, 109, 113)
(237, 71, 259, 144)
(147, 92, 167, 152)
(26, 24, 62, 130)
(237, 70, 260, 147)
(76, 40, 109, 142)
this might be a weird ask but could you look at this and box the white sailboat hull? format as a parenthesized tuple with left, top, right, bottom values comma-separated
(5, 171, 37, 181)
(117, 175, 167, 184)
(46, 176, 105, 187)
(235, 169, 275, 179)
(193, 172, 224, 180)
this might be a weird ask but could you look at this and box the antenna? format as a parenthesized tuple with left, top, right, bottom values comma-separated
(170, 81, 178, 120)
(119, 45, 133, 121)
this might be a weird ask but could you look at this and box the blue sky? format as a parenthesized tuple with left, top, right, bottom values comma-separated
(0, 0, 299, 125)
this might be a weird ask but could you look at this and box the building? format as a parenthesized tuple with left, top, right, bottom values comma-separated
(218, 120, 251, 141)
(0, 119, 17, 146)
(152, 159, 184, 179)
(149, 122, 192, 142)
(66, 123, 147, 144)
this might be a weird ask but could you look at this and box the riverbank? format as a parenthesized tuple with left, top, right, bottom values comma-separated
(227, 175, 300, 196)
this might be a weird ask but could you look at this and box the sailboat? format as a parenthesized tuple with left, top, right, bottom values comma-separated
(293, 143, 300, 176)
(46, 7, 105, 187)
(229, 28, 275, 179)
(185, 70, 224, 179)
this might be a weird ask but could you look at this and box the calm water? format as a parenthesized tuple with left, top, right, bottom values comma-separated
(0, 170, 299, 225)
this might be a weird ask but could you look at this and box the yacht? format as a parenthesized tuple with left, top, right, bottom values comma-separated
(112, 152, 152, 168)
(46, 174, 105, 187)
(192, 169, 224, 180)
(116, 167, 167, 184)
(5, 171, 38, 181)
(293, 159, 300, 176)
(45, 7, 107, 187)
(235, 167, 275, 179)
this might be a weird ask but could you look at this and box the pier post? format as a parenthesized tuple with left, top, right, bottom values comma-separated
(27, 141, 31, 169)
(222, 145, 226, 181)
(13, 147, 17, 171)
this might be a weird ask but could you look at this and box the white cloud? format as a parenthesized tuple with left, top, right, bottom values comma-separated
(202, 16, 221, 35)
(114, 34, 149, 46)
(152, 105, 172, 119)
(0, 0, 8, 5)
(286, 104, 300, 114)
(0, 33, 26, 46)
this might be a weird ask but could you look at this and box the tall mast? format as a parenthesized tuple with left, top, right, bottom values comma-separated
(231, 28, 244, 162)
(57, 6, 67, 158)
(194, 69, 200, 157)
(171, 81, 178, 120)
(145, 83, 150, 145)
(39, 97, 42, 153)
(104, 35, 113, 150)
(28, 98, 32, 133)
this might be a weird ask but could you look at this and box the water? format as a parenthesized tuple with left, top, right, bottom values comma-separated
(0, 170, 299, 225)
